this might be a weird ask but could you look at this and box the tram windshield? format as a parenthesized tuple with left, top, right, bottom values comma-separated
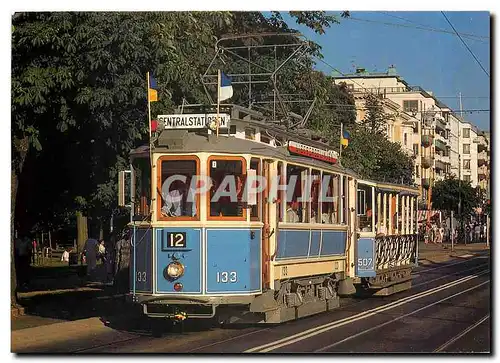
(159, 158, 198, 219)
(357, 184, 374, 232)
(209, 158, 245, 218)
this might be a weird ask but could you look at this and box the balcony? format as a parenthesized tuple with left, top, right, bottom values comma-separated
(435, 160, 449, 172)
(478, 165, 489, 177)
(478, 143, 488, 153)
(435, 118, 447, 132)
(421, 135, 433, 148)
(435, 139, 447, 152)
(421, 156, 432, 169)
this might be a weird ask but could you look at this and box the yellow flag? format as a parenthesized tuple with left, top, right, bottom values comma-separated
(148, 89, 158, 102)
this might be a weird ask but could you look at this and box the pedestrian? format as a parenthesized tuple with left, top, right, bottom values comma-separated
(83, 237, 99, 282)
(14, 235, 32, 290)
(114, 228, 131, 293)
(61, 247, 70, 263)
(31, 238, 38, 265)
(98, 240, 106, 263)
(104, 239, 114, 284)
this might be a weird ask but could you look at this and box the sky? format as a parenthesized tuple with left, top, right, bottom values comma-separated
(283, 11, 491, 131)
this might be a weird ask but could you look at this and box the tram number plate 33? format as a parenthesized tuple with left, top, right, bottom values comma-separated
(216, 271, 237, 283)
(357, 258, 374, 270)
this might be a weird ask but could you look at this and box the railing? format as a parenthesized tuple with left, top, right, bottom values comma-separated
(374, 234, 417, 271)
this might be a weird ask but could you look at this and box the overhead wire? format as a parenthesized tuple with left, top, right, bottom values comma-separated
(441, 11, 490, 78)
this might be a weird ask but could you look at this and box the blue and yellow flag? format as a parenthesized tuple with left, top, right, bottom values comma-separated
(341, 129, 350, 148)
(148, 73, 158, 102)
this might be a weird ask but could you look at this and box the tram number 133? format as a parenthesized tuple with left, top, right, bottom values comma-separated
(216, 271, 237, 283)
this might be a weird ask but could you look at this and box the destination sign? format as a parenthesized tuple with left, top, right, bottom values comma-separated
(288, 141, 338, 164)
(157, 114, 230, 130)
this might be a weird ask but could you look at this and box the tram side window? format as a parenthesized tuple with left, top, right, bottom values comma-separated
(209, 158, 245, 218)
(357, 184, 373, 232)
(311, 169, 321, 223)
(342, 176, 349, 224)
(286, 164, 309, 223)
(249, 158, 261, 221)
(133, 157, 151, 220)
(159, 159, 198, 219)
(322, 173, 340, 224)
(277, 162, 284, 222)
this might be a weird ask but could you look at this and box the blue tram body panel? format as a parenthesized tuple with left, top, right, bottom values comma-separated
(130, 228, 153, 293)
(321, 230, 346, 256)
(356, 237, 376, 277)
(155, 228, 202, 294)
(276, 229, 346, 260)
(206, 229, 261, 294)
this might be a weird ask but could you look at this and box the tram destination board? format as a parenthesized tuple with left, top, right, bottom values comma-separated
(158, 113, 230, 130)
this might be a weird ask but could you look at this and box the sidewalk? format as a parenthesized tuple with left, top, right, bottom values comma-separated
(12, 316, 139, 353)
(418, 241, 489, 264)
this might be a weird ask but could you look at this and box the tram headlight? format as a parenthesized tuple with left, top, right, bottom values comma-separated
(164, 261, 185, 281)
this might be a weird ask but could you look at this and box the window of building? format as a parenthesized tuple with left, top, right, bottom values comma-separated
(403, 100, 418, 113)
(404, 133, 408, 146)
(245, 127, 256, 140)
(208, 157, 246, 219)
(462, 128, 470, 138)
(357, 184, 373, 232)
(260, 134, 271, 144)
(286, 164, 309, 223)
(463, 144, 470, 154)
(463, 159, 471, 170)
(464, 175, 471, 182)
(415, 165, 420, 178)
(413, 143, 419, 157)
(158, 157, 199, 220)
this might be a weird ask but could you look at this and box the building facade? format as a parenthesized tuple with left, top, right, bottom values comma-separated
(332, 66, 489, 206)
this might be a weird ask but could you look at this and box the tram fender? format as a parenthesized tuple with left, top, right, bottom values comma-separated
(249, 290, 278, 313)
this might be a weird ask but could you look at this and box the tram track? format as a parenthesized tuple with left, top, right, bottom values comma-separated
(71, 258, 489, 353)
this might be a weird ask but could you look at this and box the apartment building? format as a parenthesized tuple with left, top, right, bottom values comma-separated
(332, 66, 453, 203)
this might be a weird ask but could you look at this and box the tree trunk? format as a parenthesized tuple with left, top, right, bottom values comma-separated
(76, 211, 88, 253)
(11, 135, 29, 307)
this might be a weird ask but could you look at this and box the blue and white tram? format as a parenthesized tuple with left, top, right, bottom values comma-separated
(119, 105, 419, 324)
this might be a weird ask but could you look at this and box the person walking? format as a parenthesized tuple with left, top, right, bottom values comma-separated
(114, 229, 131, 293)
(83, 237, 99, 282)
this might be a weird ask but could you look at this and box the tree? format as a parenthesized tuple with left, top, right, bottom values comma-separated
(431, 177, 482, 220)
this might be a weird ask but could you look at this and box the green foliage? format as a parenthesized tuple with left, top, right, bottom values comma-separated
(341, 125, 414, 185)
(431, 177, 482, 218)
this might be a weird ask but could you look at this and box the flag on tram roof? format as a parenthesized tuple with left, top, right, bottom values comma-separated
(218, 71, 233, 102)
(148, 73, 158, 102)
(341, 129, 350, 147)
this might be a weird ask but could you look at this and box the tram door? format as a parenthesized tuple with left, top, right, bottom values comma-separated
(261, 160, 271, 289)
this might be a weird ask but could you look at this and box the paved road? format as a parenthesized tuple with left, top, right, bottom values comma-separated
(13, 254, 490, 353)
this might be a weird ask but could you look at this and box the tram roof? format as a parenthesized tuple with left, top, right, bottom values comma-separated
(358, 178, 420, 196)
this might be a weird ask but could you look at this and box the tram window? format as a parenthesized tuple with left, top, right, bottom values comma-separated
(385, 193, 391, 233)
(286, 164, 309, 223)
(392, 195, 397, 234)
(357, 184, 373, 232)
(398, 196, 403, 232)
(132, 156, 151, 220)
(249, 158, 261, 221)
(209, 157, 246, 218)
(322, 173, 340, 224)
(277, 162, 284, 222)
(158, 158, 198, 220)
(342, 176, 348, 224)
(311, 169, 321, 223)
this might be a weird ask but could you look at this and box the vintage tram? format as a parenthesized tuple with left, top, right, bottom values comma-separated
(119, 104, 419, 324)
